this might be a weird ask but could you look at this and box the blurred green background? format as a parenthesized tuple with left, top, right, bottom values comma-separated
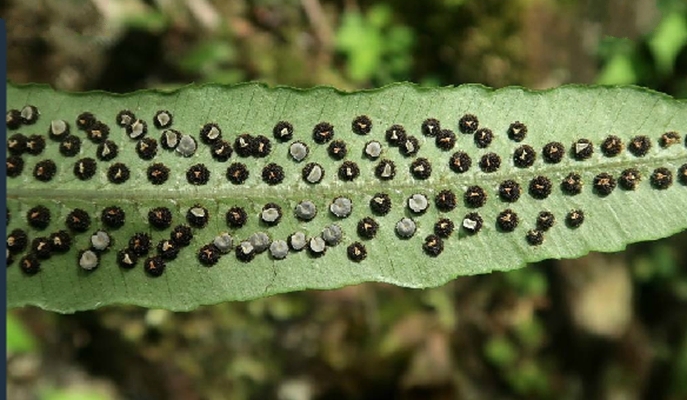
(4, 0, 687, 399)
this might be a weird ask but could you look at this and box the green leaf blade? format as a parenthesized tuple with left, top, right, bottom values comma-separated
(6, 83, 687, 312)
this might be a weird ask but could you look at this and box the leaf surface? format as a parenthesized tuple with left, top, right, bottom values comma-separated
(6, 83, 687, 312)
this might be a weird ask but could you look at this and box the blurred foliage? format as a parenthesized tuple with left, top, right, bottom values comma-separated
(673, 334, 687, 396)
(40, 388, 112, 400)
(335, 4, 414, 84)
(6, 313, 37, 354)
(178, 39, 246, 84)
(484, 335, 518, 368)
(4, 0, 687, 399)
(597, 1, 687, 96)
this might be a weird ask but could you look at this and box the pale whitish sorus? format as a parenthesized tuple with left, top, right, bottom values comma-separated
(5, 83, 687, 312)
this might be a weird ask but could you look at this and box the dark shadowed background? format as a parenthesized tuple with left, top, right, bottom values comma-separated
(5, 0, 687, 399)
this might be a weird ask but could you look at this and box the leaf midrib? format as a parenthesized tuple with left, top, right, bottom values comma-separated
(7, 151, 686, 202)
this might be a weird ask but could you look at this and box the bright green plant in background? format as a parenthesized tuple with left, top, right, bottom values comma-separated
(6, 82, 687, 312)
(648, 10, 687, 76)
(335, 4, 415, 84)
(597, 1, 687, 94)
(6, 313, 38, 354)
(179, 40, 245, 85)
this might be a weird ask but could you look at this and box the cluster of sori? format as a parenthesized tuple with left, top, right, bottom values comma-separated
(6, 103, 687, 276)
